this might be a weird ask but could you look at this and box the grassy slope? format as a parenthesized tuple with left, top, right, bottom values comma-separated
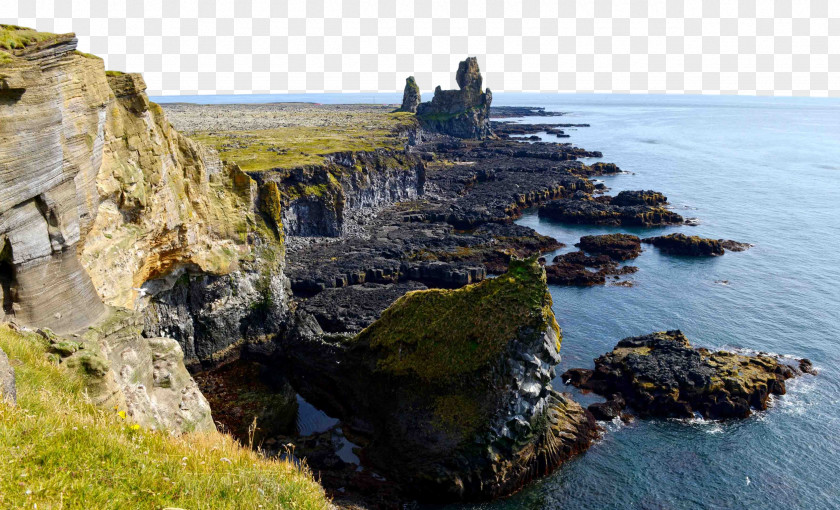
(0, 325, 331, 510)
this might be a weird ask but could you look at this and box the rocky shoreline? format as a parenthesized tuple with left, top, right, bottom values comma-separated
(1, 33, 817, 509)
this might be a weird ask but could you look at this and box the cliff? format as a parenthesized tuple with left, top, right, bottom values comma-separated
(0, 26, 281, 430)
(415, 57, 494, 139)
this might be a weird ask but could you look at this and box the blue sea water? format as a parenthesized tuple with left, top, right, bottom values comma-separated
(153, 92, 840, 509)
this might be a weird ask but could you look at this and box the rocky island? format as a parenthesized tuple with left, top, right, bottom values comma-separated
(0, 26, 815, 509)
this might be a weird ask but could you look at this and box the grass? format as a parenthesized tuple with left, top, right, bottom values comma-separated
(191, 112, 417, 172)
(0, 325, 331, 510)
(356, 257, 559, 382)
(0, 25, 62, 51)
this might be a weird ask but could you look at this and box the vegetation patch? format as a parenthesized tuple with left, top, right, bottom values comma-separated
(191, 112, 417, 172)
(0, 325, 330, 509)
(0, 25, 62, 51)
(356, 257, 558, 382)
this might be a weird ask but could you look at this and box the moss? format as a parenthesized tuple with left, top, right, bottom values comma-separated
(74, 50, 101, 60)
(0, 25, 62, 51)
(105, 69, 125, 76)
(64, 352, 111, 378)
(356, 257, 558, 382)
(433, 394, 484, 440)
(49, 341, 81, 357)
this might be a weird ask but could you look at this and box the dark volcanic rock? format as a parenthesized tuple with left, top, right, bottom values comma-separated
(298, 281, 428, 333)
(587, 394, 626, 421)
(538, 195, 684, 227)
(562, 330, 812, 419)
(272, 259, 597, 501)
(490, 106, 565, 118)
(642, 233, 725, 256)
(415, 57, 493, 139)
(0, 346, 16, 406)
(720, 239, 753, 252)
(398, 76, 421, 113)
(544, 250, 638, 287)
(610, 190, 667, 206)
(576, 234, 642, 261)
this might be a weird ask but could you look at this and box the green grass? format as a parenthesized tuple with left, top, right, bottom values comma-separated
(0, 25, 62, 51)
(0, 325, 331, 510)
(192, 112, 417, 172)
(356, 257, 559, 382)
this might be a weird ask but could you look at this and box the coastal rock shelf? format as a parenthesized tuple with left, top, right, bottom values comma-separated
(538, 192, 685, 227)
(563, 330, 814, 420)
(270, 258, 597, 500)
(642, 233, 752, 256)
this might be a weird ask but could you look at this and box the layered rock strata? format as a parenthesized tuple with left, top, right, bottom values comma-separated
(271, 258, 596, 500)
(563, 330, 814, 420)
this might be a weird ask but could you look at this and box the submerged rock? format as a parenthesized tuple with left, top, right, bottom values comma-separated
(0, 346, 16, 405)
(398, 76, 421, 113)
(272, 258, 596, 501)
(576, 234, 642, 261)
(538, 193, 684, 227)
(415, 57, 494, 139)
(563, 330, 813, 420)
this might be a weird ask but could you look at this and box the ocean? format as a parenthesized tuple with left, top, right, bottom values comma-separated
(152, 92, 840, 509)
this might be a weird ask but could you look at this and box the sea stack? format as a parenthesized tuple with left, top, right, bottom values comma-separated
(415, 57, 494, 139)
(272, 257, 596, 500)
(398, 75, 421, 113)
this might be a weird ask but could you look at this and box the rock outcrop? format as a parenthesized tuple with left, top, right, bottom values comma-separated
(0, 345, 15, 405)
(1, 28, 226, 431)
(563, 330, 814, 420)
(1, 29, 109, 332)
(415, 57, 494, 139)
(642, 233, 752, 256)
(398, 76, 421, 113)
(576, 234, 642, 261)
(271, 258, 596, 501)
(544, 250, 638, 287)
(538, 191, 684, 227)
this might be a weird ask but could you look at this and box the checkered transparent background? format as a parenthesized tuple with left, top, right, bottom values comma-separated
(2, 0, 838, 97)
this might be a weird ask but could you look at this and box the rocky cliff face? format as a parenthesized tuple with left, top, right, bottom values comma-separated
(0, 32, 109, 332)
(0, 27, 256, 431)
(415, 57, 494, 139)
(271, 257, 596, 500)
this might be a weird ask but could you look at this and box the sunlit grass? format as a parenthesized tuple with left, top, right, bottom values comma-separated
(0, 325, 331, 509)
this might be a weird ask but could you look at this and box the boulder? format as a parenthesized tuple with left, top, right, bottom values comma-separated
(576, 234, 642, 261)
(538, 194, 684, 227)
(0, 346, 16, 405)
(563, 330, 813, 419)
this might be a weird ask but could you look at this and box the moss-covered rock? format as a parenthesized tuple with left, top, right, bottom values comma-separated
(274, 257, 596, 501)
(563, 330, 815, 419)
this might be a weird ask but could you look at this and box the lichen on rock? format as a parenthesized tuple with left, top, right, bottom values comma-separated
(564, 330, 815, 419)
